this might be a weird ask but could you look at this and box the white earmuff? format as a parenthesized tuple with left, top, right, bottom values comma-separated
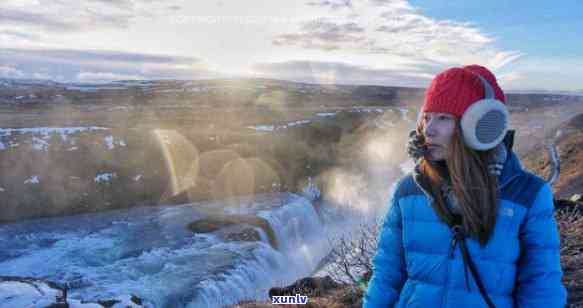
(460, 75, 509, 151)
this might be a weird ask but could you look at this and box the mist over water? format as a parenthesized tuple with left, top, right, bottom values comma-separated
(0, 79, 422, 306)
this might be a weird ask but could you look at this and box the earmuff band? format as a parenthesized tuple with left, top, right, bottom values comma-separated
(476, 75, 495, 100)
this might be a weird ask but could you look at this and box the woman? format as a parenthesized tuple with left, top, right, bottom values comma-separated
(363, 65, 567, 307)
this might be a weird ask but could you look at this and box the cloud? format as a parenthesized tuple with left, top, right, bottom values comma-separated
(497, 57, 583, 91)
(0, 48, 220, 82)
(496, 71, 523, 83)
(87, 0, 134, 10)
(0, 8, 77, 32)
(0, 66, 25, 78)
(0, 0, 175, 34)
(273, 20, 367, 50)
(0, 29, 40, 41)
(272, 0, 524, 74)
(31, 72, 53, 80)
(1, 48, 201, 66)
(368, 0, 413, 10)
(306, 0, 353, 10)
(0, 8, 132, 33)
(251, 60, 435, 87)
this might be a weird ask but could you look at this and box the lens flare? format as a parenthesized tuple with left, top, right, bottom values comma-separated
(152, 129, 200, 202)
(212, 157, 281, 207)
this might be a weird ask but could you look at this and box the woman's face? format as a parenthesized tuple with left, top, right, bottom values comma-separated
(419, 112, 457, 161)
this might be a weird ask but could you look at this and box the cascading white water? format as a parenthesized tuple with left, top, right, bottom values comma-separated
(0, 192, 343, 308)
(190, 193, 331, 307)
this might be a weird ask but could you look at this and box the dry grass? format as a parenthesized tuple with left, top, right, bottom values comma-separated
(228, 286, 363, 308)
(557, 208, 583, 307)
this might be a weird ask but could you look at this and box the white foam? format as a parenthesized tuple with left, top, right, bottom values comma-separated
(0, 280, 61, 308)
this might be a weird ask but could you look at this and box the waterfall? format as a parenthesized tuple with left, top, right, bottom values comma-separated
(0, 193, 337, 307)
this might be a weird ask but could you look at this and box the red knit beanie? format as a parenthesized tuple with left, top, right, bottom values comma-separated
(421, 65, 506, 118)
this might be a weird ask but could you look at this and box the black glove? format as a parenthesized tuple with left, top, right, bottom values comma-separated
(407, 130, 428, 161)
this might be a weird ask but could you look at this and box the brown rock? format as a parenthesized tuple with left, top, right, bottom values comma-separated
(268, 276, 341, 298)
(188, 214, 278, 249)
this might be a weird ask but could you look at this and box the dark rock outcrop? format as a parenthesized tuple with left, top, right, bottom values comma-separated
(225, 227, 262, 243)
(268, 276, 341, 298)
(188, 214, 278, 249)
(554, 199, 583, 215)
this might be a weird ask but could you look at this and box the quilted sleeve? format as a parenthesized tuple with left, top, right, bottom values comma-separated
(363, 183, 407, 308)
(515, 182, 567, 307)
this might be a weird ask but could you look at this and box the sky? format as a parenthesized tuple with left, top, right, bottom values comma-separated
(0, 0, 582, 92)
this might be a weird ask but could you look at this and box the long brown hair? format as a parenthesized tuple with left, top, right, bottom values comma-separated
(417, 120, 499, 246)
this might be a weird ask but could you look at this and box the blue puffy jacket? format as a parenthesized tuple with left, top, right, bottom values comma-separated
(363, 150, 567, 308)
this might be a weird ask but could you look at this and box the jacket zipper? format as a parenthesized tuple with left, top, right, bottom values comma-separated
(415, 182, 459, 308)
(441, 233, 458, 308)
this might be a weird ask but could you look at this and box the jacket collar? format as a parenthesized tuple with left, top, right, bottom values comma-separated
(498, 150, 523, 189)
(497, 130, 523, 189)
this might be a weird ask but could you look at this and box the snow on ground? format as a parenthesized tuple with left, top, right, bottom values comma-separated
(0, 127, 125, 152)
(153, 89, 185, 93)
(248, 108, 391, 133)
(247, 119, 313, 132)
(247, 125, 274, 132)
(31, 136, 49, 151)
(349, 107, 384, 114)
(0, 79, 59, 88)
(398, 108, 412, 122)
(287, 120, 311, 127)
(316, 112, 337, 117)
(24, 176, 40, 185)
(0, 127, 109, 137)
(95, 173, 116, 183)
(65, 84, 129, 92)
(190, 86, 209, 92)
(104, 135, 127, 150)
